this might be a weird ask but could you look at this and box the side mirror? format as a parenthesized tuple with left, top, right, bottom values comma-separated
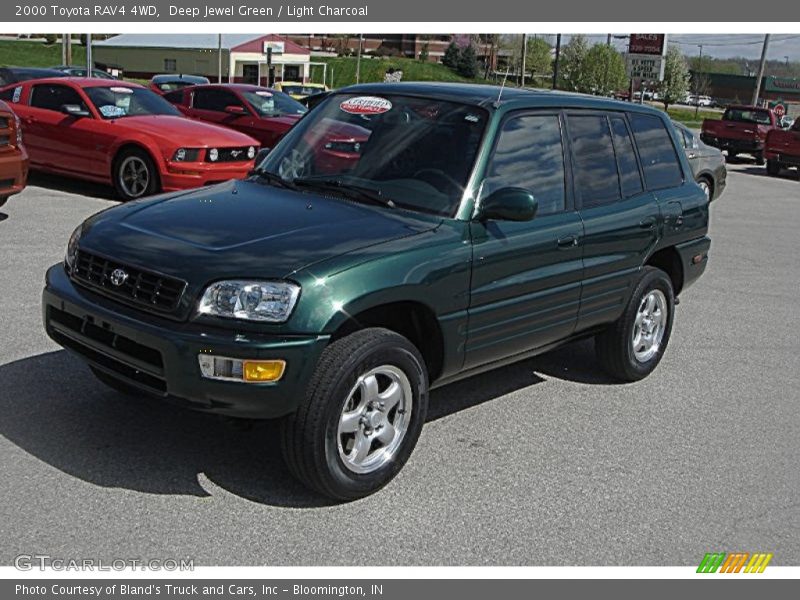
(225, 105, 246, 115)
(478, 187, 538, 222)
(61, 104, 90, 118)
(254, 147, 272, 164)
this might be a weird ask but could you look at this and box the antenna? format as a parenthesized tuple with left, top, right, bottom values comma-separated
(494, 66, 510, 108)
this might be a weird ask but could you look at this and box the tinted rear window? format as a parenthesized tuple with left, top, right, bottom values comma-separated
(628, 114, 683, 190)
(722, 108, 772, 125)
(568, 114, 620, 208)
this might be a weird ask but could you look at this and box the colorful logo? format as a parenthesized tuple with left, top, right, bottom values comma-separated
(697, 552, 773, 573)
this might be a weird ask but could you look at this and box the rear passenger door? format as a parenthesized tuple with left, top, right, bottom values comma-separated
(628, 113, 699, 244)
(566, 111, 660, 332)
(465, 111, 584, 369)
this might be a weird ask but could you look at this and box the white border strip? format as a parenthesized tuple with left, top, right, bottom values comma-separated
(1, 566, 799, 579)
(5, 22, 800, 34)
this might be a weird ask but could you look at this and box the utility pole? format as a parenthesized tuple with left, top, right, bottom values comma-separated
(607, 34, 612, 46)
(85, 34, 92, 77)
(552, 34, 561, 90)
(520, 33, 527, 88)
(752, 34, 770, 106)
(355, 33, 363, 84)
(62, 34, 68, 65)
(217, 34, 222, 83)
(695, 44, 703, 118)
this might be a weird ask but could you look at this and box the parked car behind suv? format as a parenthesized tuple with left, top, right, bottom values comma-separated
(701, 105, 778, 164)
(0, 100, 28, 207)
(43, 83, 710, 500)
(672, 121, 727, 201)
(765, 116, 800, 177)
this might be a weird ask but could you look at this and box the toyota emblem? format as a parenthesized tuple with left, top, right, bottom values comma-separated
(110, 268, 129, 287)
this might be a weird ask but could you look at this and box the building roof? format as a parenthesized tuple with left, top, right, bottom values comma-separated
(95, 34, 309, 55)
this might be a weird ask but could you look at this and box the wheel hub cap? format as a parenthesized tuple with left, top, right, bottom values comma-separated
(632, 289, 668, 363)
(337, 365, 413, 474)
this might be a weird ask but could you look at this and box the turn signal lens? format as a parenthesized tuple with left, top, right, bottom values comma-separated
(243, 360, 286, 382)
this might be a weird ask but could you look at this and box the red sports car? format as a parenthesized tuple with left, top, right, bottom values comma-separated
(0, 100, 28, 207)
(0, 78, 259, 200)
(163, 84, 307, 150)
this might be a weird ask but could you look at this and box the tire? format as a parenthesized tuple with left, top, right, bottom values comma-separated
(595, 267, 675, 382)
(0, 196, 8, 209)
(766, 159, 781, 176)
(281, 328, 429, 501)
(754, 152, 765, 166)
(90, 366, 139, 397)
(697, 177, 712, 202)
(726, 151, 738, 161)
(113, 147, 159, 201)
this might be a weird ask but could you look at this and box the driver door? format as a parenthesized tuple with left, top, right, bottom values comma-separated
(465, 111, 584, 370)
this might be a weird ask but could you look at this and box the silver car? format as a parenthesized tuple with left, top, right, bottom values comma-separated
(673, 121, 727, 201)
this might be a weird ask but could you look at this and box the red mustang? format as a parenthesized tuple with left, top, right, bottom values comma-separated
(163, 84, 307, 150)
(0, 78, 259, 200)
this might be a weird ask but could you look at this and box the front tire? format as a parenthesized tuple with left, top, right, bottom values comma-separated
(281, 328, 429, 501)
(113, 148, 159, 201)
(595, 267, 675, 382)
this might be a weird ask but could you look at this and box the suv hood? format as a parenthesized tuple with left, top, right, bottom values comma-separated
(79, 178, 439, 311)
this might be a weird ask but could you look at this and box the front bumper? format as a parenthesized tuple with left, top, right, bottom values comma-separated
(43, 264, 328, 418)
(160, 160, 253, 192)
(0, 145, 29, 198)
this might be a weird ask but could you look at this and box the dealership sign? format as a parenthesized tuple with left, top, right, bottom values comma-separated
(764, 76, 800, 95)
(626, 34, 667, 81)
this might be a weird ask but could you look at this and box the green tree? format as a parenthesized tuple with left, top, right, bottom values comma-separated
(558, 34, 590, 92)
(443, 41, 461, 69)
(526, 37, 553, 85)
(660, 45, 690, 110)
(583, 44, 628, 96)
(457, 44, 479, 78)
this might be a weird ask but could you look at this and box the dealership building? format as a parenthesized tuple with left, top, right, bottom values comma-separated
(691, 72, 800, 117)
(93, 34, 317, 84)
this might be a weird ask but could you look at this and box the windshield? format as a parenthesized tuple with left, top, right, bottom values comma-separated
(282, 85, 322, 96)
(259, 93, 488, 216)
(85, 86, 182, 119)
(241, 89, 307, 117)
(723, 108, 772, 125)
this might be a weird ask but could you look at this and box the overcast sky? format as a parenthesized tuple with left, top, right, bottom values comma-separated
(534, 34, 800, 61)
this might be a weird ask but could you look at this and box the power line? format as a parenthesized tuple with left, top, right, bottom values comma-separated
(668, 35, 800, 47)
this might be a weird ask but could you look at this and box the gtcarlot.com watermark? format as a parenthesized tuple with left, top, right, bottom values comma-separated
(14, 554, 194, 571)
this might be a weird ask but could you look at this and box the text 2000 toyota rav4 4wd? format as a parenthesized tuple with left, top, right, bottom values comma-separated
(44, 83, 711, 500)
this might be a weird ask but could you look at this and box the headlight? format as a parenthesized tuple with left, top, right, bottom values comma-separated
(65, 224, 82, 271)
(247, 146, 256, 160)
(208, 148, 219, 162)
(197, 280, 300, 322)
(172, 148, 200, 162)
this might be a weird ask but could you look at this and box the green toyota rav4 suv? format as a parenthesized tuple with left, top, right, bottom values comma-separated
(43, 83, 710, 500)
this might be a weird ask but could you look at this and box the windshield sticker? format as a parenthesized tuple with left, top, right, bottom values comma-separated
(464, 114, 480, 123)
(340, 96, 392, 115)
(12, 86, 22, 103)
(109, 86, 134, 94)
(255, 90, 273, 97)
(98, 105, 126, 118)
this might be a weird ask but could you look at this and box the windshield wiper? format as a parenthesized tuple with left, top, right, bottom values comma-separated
(250, 168, 297, 190)
(292, 178, 396, 209)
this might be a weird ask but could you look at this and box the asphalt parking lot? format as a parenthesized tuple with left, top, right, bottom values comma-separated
(0, 163, 798, 566)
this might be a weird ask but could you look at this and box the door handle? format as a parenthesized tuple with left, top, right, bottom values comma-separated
(639, 217, 657, 229)
(557, 235, 579, 249)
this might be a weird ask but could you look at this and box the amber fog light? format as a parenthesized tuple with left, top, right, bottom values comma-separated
(198, 355, 285, 383)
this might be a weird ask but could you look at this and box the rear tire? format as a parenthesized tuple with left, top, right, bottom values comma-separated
(113, 148, 159, 201)
(754, 152, 765, 166)
(0, 196, 7, 209)
(595, 267, 675, 382)
(726, 151, 738, 161)
(766, 160, 781, 176)
(280, 328, 428, 501)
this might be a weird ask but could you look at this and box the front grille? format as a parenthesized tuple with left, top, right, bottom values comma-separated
(207, 147, 253, 163)
(0, 116, 8, 129)
(0, 178, 14, 190)
(0, 134, 8, 146)
(71, 250, 187, 314)
(47, 305, 167, 394)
